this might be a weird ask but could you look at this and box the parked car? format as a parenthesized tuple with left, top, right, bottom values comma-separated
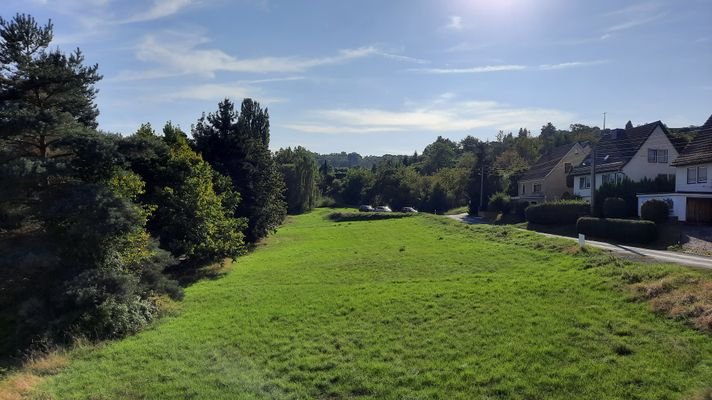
(401, 207, 418, 213)
(374, 206, 392, 212)
(358, 205, 375, 212)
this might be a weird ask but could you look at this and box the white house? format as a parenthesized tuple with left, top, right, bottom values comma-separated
(637, 115, 712, 223)
(571, 121, 684, 200)
(517, 142, 590, 203)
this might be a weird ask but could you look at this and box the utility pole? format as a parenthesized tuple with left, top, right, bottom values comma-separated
(590, 112, 606, 215)
(479, 165, 485, 213)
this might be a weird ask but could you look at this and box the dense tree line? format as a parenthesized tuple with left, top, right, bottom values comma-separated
(318, 124, 603, 212)
(0, 15, 288, 354)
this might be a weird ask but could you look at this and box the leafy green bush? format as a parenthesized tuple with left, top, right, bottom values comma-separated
(515, 201, 530, 219)
(640, 199, 670, 224)
(327, 212, 414, 222)
(525, 201, 589, 225)
(488, 192, 512, 214)
(603, 197, 628, 219)
(576, 217, 657, 244)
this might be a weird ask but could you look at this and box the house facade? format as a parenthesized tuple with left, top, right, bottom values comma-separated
(571, 121, 682, 200)
(517, 142, 590, 203)
(637, 115, 712, 223)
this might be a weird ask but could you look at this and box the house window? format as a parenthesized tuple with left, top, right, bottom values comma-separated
(648, 149, 668, 163)
(533, 184, 542, 193)
(699, 166, 708, 183)
(521, 184, 526, 194)
(579, 176, 591, 189)
(688, 167, 697, 184)
(564, 163, 573, 173)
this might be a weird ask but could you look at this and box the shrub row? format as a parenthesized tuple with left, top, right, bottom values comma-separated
(327, 212, 414, 222)
(603, 197, 628, 219)
(641, 199, 670, 223)
(576, 217, 657, 244)
(525, 200, 589, 225)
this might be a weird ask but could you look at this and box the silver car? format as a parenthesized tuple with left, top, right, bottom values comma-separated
(374, 206, 392, 212)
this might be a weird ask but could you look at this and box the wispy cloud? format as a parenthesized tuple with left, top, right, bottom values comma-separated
(539, 60, 608, 70)
(115, 32, 427, 80)
(284, 96, 574, 135)
(120, 0, 195, 23)
(601, 2, 666, 39)
(444, 16, 464, 31)
(411, 61, 607, 74)
(443, 42, 493, 53)
(155, 76, 302, 102)
(410, 65, 527, 74)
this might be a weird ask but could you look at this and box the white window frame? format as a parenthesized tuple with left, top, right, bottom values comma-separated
(698, 166, 708, 183)
(688, 167, 697, 184)
(521, 184, 526, 194)
(533, 184, 542, 193)
(579, 176, 591, 189)
(657, 149, 668, 163)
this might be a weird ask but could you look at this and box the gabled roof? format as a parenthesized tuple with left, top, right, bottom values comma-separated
(571, 121, 674, 176)
(520, 142, 582, 181)
(671, 114, 712, 166)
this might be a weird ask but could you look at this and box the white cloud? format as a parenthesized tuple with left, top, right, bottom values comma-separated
(444, 16, 464, 31)
(444, 42, 493, 53)
(601, 3, 666, 39)
(120, 0, 195, 23)
(155, 77, 303, 102)
(115, 32, 426, 80)
(411, 60, 608, 74)
(539, 60, 608, 70)
(410, 65, 527, 74)
(284, 96, 574, 135)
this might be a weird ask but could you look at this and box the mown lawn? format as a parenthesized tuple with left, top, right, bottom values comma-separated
(34, 209, 712, 399)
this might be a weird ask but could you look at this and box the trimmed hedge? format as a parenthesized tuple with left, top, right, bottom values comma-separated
(488, 192, 512, 214)
(577, 217, 657, 244)
(515, 201, 530, 219)
(327, 212, 414, 222)
(525, 200, 589, 225)
(603, 197, 628, 219)
(640, 199, 670, 224)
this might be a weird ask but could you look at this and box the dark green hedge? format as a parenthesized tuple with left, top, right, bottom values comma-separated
(525, 201, 589, 225)
(576, 217, 657, 244)
(603, 197, 628, 219)
(640, 199, 670, 224)
(327, 212, 414, 222)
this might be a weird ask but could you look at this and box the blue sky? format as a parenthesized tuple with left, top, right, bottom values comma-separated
(3, 0, 711, 155)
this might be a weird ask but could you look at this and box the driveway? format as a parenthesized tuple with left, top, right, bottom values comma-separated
(446, 213, 712, 270)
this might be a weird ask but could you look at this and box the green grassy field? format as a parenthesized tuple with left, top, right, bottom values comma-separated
(31, 210, 712, 399)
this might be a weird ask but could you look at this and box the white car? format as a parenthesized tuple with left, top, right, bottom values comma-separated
(373, 206, 392, 212)
(401, 207, 418, 213)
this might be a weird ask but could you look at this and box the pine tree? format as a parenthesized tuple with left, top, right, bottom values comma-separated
(0, 14, 102, 159)
(193, 98, 286, 242)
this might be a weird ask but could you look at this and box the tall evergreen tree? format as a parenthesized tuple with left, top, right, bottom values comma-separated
(0, 14, 101, 160)
(193, 98, 286, 242)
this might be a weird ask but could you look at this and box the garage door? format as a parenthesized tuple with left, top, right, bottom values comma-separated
(687, 198, 712, 224)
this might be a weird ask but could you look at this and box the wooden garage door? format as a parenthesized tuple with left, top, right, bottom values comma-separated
(687, 198, 712, 224)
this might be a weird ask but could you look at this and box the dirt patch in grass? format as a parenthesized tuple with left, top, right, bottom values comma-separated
(0, 351, 68, 400)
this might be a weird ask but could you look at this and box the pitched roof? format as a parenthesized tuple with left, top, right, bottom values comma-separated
(671, 114, 712, 166)
(571, 121, 673, 176)
(520, 142, 581, 181)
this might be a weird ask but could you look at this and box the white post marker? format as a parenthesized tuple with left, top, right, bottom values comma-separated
(578, 234, 586, 248)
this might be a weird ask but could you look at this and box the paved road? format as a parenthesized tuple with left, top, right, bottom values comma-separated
(447, 213, 712, 270)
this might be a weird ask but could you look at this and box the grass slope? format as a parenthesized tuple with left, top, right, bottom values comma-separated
(36, 210, 712, 399)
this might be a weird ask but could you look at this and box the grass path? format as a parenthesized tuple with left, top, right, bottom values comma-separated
(34, 210, 712, 399)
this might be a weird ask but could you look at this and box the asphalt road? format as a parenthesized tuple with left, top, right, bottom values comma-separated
(446, 213, 712, 270)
